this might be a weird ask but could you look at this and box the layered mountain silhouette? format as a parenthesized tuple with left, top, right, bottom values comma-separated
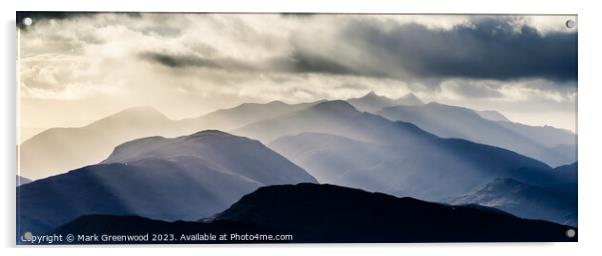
(236, 100, 555, 201)
(179, 100, 322, 132)
(17, 94, 577, 243)
(378, 102, 576, 166)
(19, 107, 177, 180)
(448, 177, 577, 226)
(346, 91, 423, 112)
(19, 101, 321, 180)
(17, 130, 316, 235)
(53, 183, 577, 243)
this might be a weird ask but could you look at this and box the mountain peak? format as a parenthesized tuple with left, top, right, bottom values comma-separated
(359, 91, 389, 100)
(189, 129, 233, 138)
(118, 106, 164, 116)
(267, 100, 288, 106)
(364, 91, 377, 97)
(92, 106, 169, 125)
(312, 100, 358, 113)
(398, 93, 424, 105)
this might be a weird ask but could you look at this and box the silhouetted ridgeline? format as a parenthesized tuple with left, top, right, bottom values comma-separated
(47, 184, 576, 244)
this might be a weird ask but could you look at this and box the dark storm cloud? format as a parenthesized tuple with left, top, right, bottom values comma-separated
(343, 17, 577, 82)
(139, 49, 380, 77)
(139, 17, 576, 84)
(138, 52, 255, 71)
(280, 49, 366, 75)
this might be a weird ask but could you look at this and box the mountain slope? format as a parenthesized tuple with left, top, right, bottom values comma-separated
(235, 100, 551, 201)
(213, 183, 576, 242)
(477, 110, 510, 122)
(51, 184, 576, 243)
(179, 100, 321, 132)
(103, 130, 316, 185)
(377, 102, 576, 166)
(18, 107, 177, 180)
(346, 91, 423, 113)
(270, 131, 559, 202)
(236, 100, 437, 143)
(17, 130, 316, 235)
(19, 101, 320, 180)
(448, 178, 577, 226)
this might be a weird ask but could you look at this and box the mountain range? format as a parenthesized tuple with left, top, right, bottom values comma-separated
(51, 183, 576, 243)
(378, 102, 575, 166)
(17, 130, 316, 235)
(17, 93, 578, 239)
(449, 176, 577, 227)
(19, 93, 575, 180)
(19, 101, 321, 180)
(236, 100, 567, 202)
(346, 91, 423, 112)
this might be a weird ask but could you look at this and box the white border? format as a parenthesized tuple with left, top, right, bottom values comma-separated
(2, 0, 601, 255)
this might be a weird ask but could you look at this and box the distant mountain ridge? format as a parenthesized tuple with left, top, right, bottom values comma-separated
(19, 101, 322, 180)
(19, 107, 177, 180)
(20, 94, 574, 179)
(235, 100, 559, 202)
(346, 91, 423, 112)
(448, 176, 577, 226)
(477, 110, 511, 122)
(378, 102, 576, 166)
(17, 130, 316, 235)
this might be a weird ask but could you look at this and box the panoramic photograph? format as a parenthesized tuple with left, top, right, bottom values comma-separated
(16, 12, 577, 244)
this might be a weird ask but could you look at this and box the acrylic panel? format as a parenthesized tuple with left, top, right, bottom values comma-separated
(16, 12, 577, 244)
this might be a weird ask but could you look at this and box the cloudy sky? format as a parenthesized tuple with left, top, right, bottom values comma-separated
(17, 13, 577, 140)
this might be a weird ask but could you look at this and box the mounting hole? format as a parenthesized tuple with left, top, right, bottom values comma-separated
(23, 17, 33, 26)
(566, 228, 576, 238)
(23, 231, 32, 240)
(565, 19, 576, 29)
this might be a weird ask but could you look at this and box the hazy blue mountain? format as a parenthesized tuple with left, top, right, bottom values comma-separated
(377, 102, 576, 166)
(236, 100, 437, 143)
(19, 107, 177, 180)
(515, 162, 577, 194)
(477, 110, 510, 122)
(179, 100, 322, 132)
(19, 101, 320, 180)
(496, 121, 576, 148)
(346, 91, 423, 113)
(234, 100, 551, 201)
(103, 130, 316, 185)
(51, 183, 576, 243)
(16, 175, 31, 186)
(17, 130, 316, 235)
(554, 162, 578, 185)
(448, 178, 577, 226)
(270, 131, 561, 202)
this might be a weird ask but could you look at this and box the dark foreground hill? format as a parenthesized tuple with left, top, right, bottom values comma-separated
(50, 183, 576, 244)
